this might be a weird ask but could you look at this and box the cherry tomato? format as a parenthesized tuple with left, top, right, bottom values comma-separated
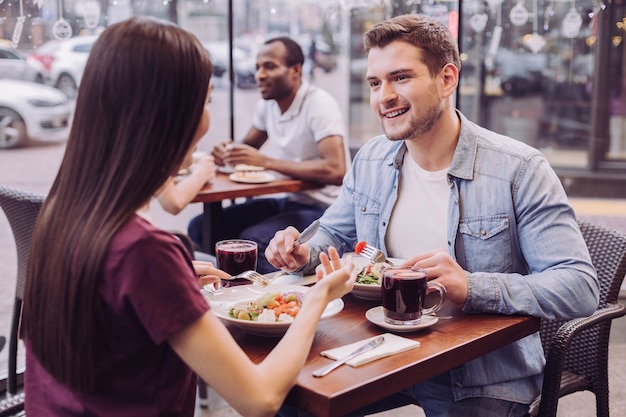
(354, 241, 367, 255)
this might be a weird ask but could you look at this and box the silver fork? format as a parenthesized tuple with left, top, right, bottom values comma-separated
(225, 270, 270, 286)
(225, 270, 290, 287)
(359, 244, 395, 266)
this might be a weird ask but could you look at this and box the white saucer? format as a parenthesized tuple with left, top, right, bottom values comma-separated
(365, 306, 438, 333)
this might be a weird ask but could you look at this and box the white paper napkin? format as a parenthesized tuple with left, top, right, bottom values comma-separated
(320, 333, 420, 367)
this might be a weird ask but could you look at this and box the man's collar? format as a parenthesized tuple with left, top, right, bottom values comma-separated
(278, 79, 310, 121)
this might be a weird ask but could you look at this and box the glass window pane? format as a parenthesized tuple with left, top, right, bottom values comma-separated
(607, 2, 626, 161)
(1, 0, 622, 171)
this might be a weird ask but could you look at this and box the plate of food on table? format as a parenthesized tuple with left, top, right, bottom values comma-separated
(228, 164, 276, 184)
(347, 246, 404, 301)
(205, 284, 343, 336)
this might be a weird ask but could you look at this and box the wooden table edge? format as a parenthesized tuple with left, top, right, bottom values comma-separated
(286, 314, 540, 417)
(192, 173, 321, 203)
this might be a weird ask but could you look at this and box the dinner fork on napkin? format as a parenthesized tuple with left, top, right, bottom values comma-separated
(320, 333, 420, 367)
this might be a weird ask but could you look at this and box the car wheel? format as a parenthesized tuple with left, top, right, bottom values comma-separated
(0, 108, 28, 149)
(56, 73, 78, 99)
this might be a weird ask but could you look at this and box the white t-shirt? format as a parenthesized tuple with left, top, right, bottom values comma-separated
(385, 154, 449, 260)
(252, 80, 349, 206)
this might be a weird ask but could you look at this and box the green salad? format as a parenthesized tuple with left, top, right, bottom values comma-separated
(356, 263, 385, 285)
(228, 291, 303, 322)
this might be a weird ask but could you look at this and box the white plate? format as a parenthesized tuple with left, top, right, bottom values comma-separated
(348, 255, 405, 301)
(234, 164, 265, 171)
(217, 165, 235, 174)
(229, 172, 276, 184)
(365, 306, 438, 333)
(268, 272, 317, 286)
(205, 284, 343, 337)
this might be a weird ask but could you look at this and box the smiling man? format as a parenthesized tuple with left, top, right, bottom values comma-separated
(188, 36, 349, 273)
(267, 14, 599, 417)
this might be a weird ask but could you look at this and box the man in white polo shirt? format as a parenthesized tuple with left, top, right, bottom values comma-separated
(188, 36, 348, 273)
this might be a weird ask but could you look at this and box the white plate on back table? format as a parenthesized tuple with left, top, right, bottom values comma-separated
(205, 284, 343, 337)
(348, 255, 406, 301)
(217, 165, 235, 174)
(229, 172, 276, 184)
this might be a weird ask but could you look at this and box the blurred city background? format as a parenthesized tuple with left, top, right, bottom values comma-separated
(1, 0, 626, 193)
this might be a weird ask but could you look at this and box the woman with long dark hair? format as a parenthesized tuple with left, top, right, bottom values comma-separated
(22, 17, 356, 417)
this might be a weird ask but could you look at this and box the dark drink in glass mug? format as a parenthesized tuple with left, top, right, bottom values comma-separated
(381, 267, 446, 325)
(215, 239, 258, 287)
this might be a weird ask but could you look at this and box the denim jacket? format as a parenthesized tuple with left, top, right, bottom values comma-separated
(305, 111, 599, 404)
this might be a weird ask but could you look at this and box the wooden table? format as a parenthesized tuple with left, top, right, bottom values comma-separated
(224, 294, 541, 417)
(192, 172, 320, 253)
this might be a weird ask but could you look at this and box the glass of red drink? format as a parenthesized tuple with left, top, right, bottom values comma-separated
(381, 266, 446, 325)
(215, 239, 258, 287)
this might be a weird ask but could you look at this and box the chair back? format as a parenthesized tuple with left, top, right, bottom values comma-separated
(0, 185, 45, 397)
(535, 220, 626, 417)
(539, 221, 626, 356)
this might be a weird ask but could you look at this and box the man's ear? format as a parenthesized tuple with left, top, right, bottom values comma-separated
(440, 63, 459, 98)
(291, 63, 303, 77)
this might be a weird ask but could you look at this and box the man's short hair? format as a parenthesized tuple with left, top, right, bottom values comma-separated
(363, 14, 460, 77)
(264, 36, 305, 67)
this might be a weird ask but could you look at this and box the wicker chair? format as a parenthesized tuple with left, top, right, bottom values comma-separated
(527, 220, 626, 417)
(169, 231, 210, 408)
(0, 187, 211, 413)
(0, 185, 46, 416)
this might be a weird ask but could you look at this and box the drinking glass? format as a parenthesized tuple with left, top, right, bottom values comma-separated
(381, 266, 446, 325)
(215, 239, 258, 287)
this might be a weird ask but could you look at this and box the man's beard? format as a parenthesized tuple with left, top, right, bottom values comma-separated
(383, 106, 441, 141)
(262, 79, 292, 101)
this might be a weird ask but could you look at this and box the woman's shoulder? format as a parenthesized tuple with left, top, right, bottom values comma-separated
(111, 216, 182, 256)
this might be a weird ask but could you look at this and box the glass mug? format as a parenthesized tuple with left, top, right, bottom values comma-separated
(215, 239, 258, 287)
(381, 266, 446, 325)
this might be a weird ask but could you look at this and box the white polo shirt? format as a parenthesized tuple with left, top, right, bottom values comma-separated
(252, 80, 349, 206)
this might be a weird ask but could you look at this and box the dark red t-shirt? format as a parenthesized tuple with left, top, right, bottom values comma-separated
(25, 215, 210, 416)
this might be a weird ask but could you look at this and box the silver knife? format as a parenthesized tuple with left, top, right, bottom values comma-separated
(293, 219, 320, 249)
(312, 335, 385, 377)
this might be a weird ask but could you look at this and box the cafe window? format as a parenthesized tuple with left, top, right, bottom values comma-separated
(1, 0, 624, 191)
(459, 0, 595, 170)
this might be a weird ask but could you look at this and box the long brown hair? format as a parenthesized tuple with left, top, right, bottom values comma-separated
(22, 17, 212, 391)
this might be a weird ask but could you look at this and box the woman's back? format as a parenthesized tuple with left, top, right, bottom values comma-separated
(25, 216, 208, 415)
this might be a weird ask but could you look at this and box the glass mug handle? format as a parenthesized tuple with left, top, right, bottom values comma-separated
(422, 281, 447, 316)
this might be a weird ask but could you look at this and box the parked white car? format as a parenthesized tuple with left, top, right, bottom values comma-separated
(49, 35, 98, 98)
(0, 45, 45, 84)
(0, 79, 71, 149)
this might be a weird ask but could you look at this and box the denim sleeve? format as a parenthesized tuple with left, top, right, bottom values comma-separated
(464, 154, 599, 320)
(298, 168, 360, 275)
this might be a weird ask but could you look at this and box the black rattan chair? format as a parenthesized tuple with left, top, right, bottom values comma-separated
(0, 185, 46, 416)
(527, 220, 626, 417)
(170, 231, 210, 409)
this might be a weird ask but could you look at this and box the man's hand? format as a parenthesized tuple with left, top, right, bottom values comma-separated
(265, 226, 311, 272)
(405, 249, 468, 304)
(211, 140, 233, 166)
(224, 144, 269, 168)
